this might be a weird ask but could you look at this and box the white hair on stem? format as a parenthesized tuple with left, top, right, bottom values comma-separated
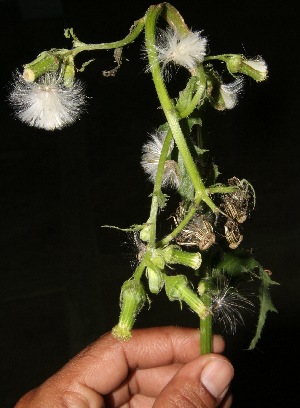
(8, 72, 87, 131)
(141, 129, 180, 189)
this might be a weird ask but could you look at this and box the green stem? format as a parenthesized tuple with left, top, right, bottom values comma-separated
(200, 291, 213, 354)
(204, 54, 237, 62)
(69, 18, 145, 58)
(207, 185, 237, 194)
(133, 252, 149, 281)
(144, 5, 217, 214)
(157, 197, 199, 247)
(178, 67, 206, 119)
(148, 128, 174, 247)
(199, 268, 213, 354)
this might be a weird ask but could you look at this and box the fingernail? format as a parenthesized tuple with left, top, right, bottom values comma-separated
(201, 358, 234, 398)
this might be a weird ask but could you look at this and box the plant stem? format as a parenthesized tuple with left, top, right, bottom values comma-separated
(144, 5, 218, 214)
(148, 128, 174, 247)
(198, 259, 214, 353)
(200, 290, 212, 354)
(69, 18, 146, 57)
(144, 4, 215, 355)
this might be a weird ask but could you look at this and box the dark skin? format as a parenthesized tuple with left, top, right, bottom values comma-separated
(15, 326, 234, 408)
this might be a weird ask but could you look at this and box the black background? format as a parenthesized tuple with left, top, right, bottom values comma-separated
(0, 0, 299, 407)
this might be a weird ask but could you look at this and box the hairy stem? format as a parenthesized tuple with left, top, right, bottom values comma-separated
(200, 291, 213, 354)
(148, 128, 174, 247)
(144, 5, 217, 214)
(69, 18, 146, 57)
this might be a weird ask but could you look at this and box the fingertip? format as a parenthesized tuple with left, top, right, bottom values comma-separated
(201, 356, 234, 400)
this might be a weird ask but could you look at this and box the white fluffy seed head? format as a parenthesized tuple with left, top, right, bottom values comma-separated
(156, 27, 208, 77)
(8, 72, 87, 130)
(141, 130, 180, 189)
(211, 275, 254, 334)
(220, 77, 244, 109)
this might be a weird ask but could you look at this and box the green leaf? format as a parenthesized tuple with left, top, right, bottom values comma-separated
(64, 28, 84, 47)
(248, 267, 279, 350)
(77, 59, 95, 72)
(175, 76, 199, 114)
(215, 249, 262, 278)
(214, 250, 279, 349)
(177, 151, 195, 202)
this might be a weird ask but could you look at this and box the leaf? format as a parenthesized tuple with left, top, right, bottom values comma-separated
(215, 249, 261, 278)
(175, 76, 199, 114)
(64, 28, 84, 47)
(101, 223, 145, 232)
(248, 267, 279, 350)
(177, 151, 195, 202)
(214, 250, 279, 349)
(77, 59, 95, 72)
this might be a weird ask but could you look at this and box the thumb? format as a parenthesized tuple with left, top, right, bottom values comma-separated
(153, 354, 234, 408)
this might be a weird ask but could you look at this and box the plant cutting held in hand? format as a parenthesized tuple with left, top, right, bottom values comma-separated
(8, 2, 278, 354)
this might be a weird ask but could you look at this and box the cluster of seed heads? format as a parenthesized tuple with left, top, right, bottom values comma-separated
(221, 177, 255, 249)
(173, 177, 255, 251)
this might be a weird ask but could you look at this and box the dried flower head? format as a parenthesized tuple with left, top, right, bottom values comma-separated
(224, 219, 243, 249)
(141, 130, 180, 188)
(155, 27, 207, 77)
(174, 204, 216, 251)
(221, 177, 255, 224)
(8, 72, 87, 130)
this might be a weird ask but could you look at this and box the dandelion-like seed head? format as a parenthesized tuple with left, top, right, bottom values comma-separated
(141, 130, 180, 189)
(155, 27, 208, 78)
(220, 77, 244, 110)
(211, 275, 254, 334)
(8, 71, 87, 130)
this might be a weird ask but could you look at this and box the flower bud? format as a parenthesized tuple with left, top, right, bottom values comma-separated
(197, 278, 212, 296)
(146, 267, 164, 294)
(23, 51, 60, 82)
(112, 280, 146, 340)
(151, 253, 165, 269)
(197, 280, 207, 296)
(164, 275, 209, 318)
(140, 224, 151, 242)
(162, 245, 202, 270)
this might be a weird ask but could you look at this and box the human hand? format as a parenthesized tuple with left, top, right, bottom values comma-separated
(15, 326, 234, 407)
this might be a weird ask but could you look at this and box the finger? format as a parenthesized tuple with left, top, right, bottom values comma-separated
(217, 390, 233, 408)
(104, 363, 183, 406)
(153, 354, 234, 408)
(14, 383, 104, 408)
(61, 326, 222, 394)
(15, 326, 225, 408)
(79, 326, 224, 395)
(102, 331, 224, 406)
